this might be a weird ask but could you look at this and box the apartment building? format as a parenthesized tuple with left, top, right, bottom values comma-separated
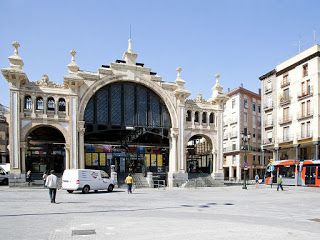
(260, 45, 320, 186)
(223, 86, 271, 181)
(0, 104, 9, 163)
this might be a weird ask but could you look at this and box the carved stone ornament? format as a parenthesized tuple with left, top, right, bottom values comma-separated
(33, 74, 64, 88)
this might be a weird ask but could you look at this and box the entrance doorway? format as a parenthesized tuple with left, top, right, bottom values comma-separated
(83, 82, 172, 174)
(26, 126, 65, 174)
(186, 135, 212, 173)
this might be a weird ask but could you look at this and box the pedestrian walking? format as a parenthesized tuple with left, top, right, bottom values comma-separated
(45, 170, 60, 203)
(125, 173, 134, 194)
(277, 175, 284, 191)
(255, 174, 260, 188)
(42, 172, 47, 188)
(26, 170, 32, 186)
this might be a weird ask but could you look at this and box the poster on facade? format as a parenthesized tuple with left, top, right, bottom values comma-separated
(92, 153, 99, 166)
(95, 145, 104, 152)
(145, 154, 150, 166)
(151, 154, 157, 166)
(146, 147, 153, 153)
(153, 147, 161, 154)
(100, 153, 106, 166)
(85, 145, 95, 153)
(103, 145, 112, 153)
(85, 153, 92, 166)
(157, 155, 163, 166)
(137, 146, 145, 154)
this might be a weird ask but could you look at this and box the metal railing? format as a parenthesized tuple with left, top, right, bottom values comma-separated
(278, 116, 292, 125)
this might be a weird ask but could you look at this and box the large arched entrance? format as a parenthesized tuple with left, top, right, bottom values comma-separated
(25, 126, 66, 174)
(83, 82, 172, 175)
(186, 135, 213, 174)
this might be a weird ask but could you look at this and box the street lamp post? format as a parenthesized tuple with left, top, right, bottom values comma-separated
(241, 131, 251, 190)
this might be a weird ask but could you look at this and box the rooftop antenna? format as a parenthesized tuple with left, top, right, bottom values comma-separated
(130, 25, 132, 39)
(314, 30, 317, 44)
(293, 35, 305, 53)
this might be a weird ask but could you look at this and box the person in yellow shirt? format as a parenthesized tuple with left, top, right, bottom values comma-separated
(125, 173, 134, 194)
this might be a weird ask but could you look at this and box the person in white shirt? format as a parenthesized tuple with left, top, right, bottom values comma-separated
(45, 170, 59, 203)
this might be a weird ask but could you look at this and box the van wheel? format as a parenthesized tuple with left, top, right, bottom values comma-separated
(2, 179, 8, 185)
(108, 184, 114, 192)
(82, 185, 90, 194)
(67, 190, 74, 193)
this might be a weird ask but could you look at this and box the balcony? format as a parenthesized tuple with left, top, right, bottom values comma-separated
(297, 132, 313, 141)
(262, 138, 274, 145)
(264, 103, 273, 111)
(230, 132, 238, 139)
(224, 146, 240, 153)
(265, 86, 272, 93)
(297, 110, 313, 120)
(263, 119, 273, 128)
(281, 80, 290, 88)
(280, 97, 291, 107)
(230, 118, 238, 125)
(278, 135, 294, 144)
(223, 134, 228, 140)
(278, 116, 292, 125)
(297, 89, 313, 101)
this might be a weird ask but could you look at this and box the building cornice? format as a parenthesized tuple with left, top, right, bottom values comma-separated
(259, 69, 276, 81)
(226, 87, 261, 100)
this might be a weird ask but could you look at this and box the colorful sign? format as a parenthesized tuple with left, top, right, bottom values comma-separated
(91, 171, 99, 179)
(146, 147, 153, 153)
(100, 153, 106, 166)
(85, 145, 95, 153)
(137, 146, 145, 154)
(151, 154, 157, 166)
(157, 155, 163, 166)
(92, 153, 99, 166)
(85, 153, 92, 166)
(145, 154, 150, 166)
(95, 145, 104, 152)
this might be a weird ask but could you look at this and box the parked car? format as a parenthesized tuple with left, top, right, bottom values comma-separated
(0, 166, 9, 185)
(62, 169, 114, 193)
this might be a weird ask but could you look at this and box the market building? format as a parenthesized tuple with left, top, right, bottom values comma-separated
(2, 41, 228, 187)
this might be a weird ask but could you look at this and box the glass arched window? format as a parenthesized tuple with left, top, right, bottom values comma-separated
(202, 112, 207, 123)
(210, 113, 215, 123)
(194, 112, 199, 123)
(186, 110, 191, 122)
(47, 98, 55, 111)
(58, 98, 66, 112)
(36, 97, 44, 110)
(24, 96, 32, 110)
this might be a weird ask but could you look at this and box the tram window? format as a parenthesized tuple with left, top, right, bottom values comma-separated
(318, 168, 320, 179)
(278, 166, 295, 178)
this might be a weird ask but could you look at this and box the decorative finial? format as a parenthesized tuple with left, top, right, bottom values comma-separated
(12, 41, 20, 55)
(176, 67, 182, 78)
(215, 74, 220, 84)
(8, 41, 24, 69)
(128, 39, 133, 53)
(70, 50, 76, 62)
(67, 49, 79, 73)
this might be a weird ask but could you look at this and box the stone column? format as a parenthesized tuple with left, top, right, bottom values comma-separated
(261, 148, 265, 182)
(21, 142, 27, 173)
(54, 97, 59, 117)
(43, 96, 48, 115)
(64, 145, 70, 170)
(78, 124, 85, 169)
(31, 95, 36, 117)
(313, 141, 319, 160)
(229, 166, 234, 178)
(169, 130, 178, 172)
(275, 147, 281, 161)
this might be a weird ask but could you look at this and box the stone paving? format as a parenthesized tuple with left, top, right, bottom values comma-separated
(1, 184, 320, 240)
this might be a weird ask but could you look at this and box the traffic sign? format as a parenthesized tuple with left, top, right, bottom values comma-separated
(244, 162, 248, 170)
(269, 159, 273, 166)
(269, 166, 274, 171)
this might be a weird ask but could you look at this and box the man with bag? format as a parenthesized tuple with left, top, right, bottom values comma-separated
(45, 170, 59, 203)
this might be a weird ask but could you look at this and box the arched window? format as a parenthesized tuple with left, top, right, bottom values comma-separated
(58, 98, 66, 112)
(210, 113, 215, 123)
(36, 97, 44, 110)
(194, 112, 199, 123)
(24, 96, 32, 110)
(47, 97, 55, 111)
(186, 110, 191, 122)
(202, 112, 207, 123)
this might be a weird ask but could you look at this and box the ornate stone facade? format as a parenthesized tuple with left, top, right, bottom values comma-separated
(2, 40, 228, 187)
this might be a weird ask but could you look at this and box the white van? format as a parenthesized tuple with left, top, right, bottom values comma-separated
(0, 166, 9, 185)
(62, 169, 114, 194)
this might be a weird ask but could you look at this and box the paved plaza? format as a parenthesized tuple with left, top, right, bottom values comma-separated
(1, 184, 320, 240)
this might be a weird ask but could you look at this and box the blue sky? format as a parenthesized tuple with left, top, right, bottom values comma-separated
(1, 0, 320, 107)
